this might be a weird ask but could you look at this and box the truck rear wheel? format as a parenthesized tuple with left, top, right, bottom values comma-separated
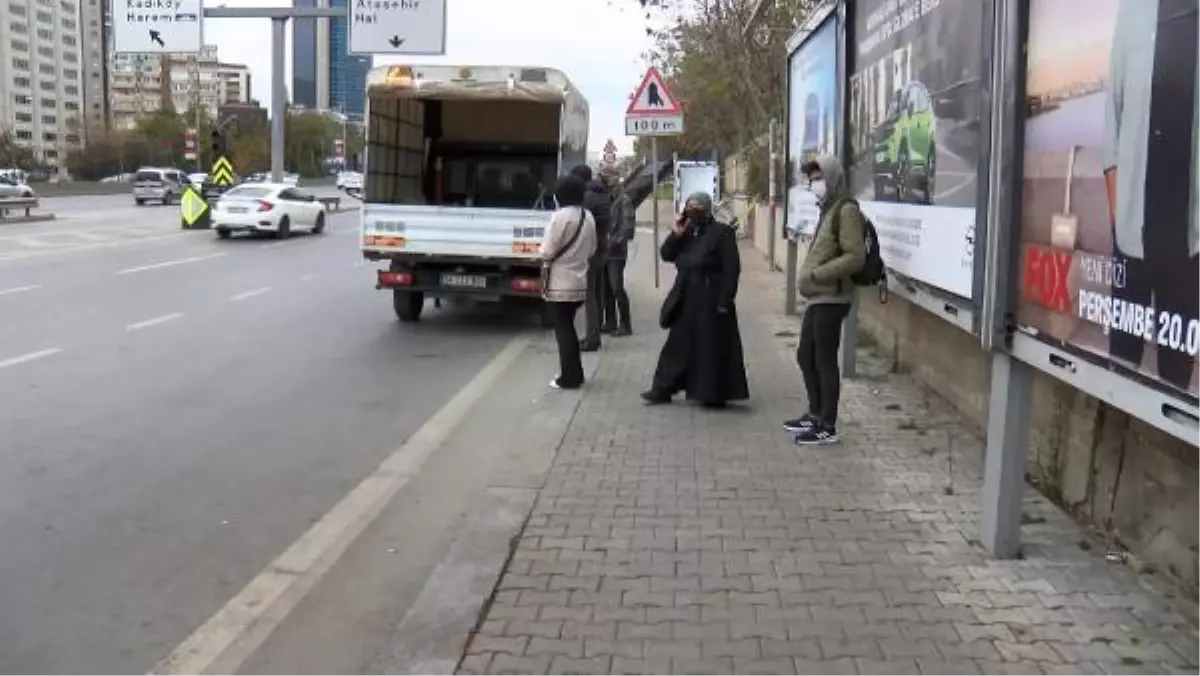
(394, 290, 424, 322)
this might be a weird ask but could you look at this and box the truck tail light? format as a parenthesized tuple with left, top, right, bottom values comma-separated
(379, 270, 413, 286)
(510, 277, 540, 293)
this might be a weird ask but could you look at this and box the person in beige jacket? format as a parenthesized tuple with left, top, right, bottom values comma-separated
(540, 174, 596, 389)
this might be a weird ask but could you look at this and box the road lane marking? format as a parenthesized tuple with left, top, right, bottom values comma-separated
(0, 232, 192, 264)
(117, 252, 226, 275)
(0, 348, 62, 370)
(230, 286, 271, 302)
(0, 284, 42, 297)
(151, 333, 533, 676)
(125, 312, 184, 331)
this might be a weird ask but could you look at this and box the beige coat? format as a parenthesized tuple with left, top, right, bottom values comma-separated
(540, 206, 596, 302)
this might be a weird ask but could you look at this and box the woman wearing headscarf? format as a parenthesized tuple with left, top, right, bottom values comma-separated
(540, 174, 597, 390)
(641, 191, 749, 407)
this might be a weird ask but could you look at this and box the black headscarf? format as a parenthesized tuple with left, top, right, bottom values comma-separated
(554, 175, 586, 207)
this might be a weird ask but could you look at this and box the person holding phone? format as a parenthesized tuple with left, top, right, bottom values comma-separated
(640, 192, 749, 408)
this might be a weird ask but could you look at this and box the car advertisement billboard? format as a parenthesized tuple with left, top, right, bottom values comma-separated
(785, 13, 838, 236)
(1018, 0, 1198, 398)
(846, 0, 985, 299)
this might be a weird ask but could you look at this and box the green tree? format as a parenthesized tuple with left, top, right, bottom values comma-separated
(136, 107, 188, 167)
(285, 111, 340, 177)
(0, 129, 36, 168)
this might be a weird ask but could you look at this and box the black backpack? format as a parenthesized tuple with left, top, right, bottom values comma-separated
(834, 199, 888, 292)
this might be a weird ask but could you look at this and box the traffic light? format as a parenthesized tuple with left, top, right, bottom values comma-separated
(210, 129, 224, 153)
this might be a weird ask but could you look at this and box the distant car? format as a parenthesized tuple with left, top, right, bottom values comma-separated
(211, 183, 327, 240)
(337, 171, 363, 194)
(283, 173, 300, 187)
(133, 167, 189, 205)
(0, 175, 35, 199)
(188, 172, 208, 185)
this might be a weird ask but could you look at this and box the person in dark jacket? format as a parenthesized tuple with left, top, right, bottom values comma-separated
(601, 167, 635, 335)
(641, 191, 749, 408)
(570, 165, 614, 351)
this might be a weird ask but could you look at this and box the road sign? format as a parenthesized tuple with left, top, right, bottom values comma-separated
(625, 67, 682, 116)
(180, 186, 209, 228)
(625, 67, 684, 137)
(210, 156, 235, 186)
(626, 115, 684, 136)
(111, 0, 203, 54)
(348, 0, 446, 55)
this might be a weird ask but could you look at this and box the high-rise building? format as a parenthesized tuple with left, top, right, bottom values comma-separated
(80, 0, 109, 135)
(0, 0, 88, 170)
(292, 0, 371, 118)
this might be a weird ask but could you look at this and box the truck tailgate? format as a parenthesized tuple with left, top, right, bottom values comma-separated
(361, 204, 547, 260)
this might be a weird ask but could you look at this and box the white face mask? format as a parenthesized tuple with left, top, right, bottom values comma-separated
(810, 179, 827, 200)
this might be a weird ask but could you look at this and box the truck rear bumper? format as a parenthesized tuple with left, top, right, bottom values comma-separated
(372, 258, 543, 299)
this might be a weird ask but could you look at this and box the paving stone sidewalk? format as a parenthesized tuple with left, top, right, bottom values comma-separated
(458, 234, 1199, 675)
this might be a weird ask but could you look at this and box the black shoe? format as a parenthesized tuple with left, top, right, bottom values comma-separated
(783, 413, 819, 432)
(600, 325, 617, 335)
(612, 325, 632, 337)
(640, 389, 671, 404)
(579, 339, 600, 352)
(794, 426, 839, 446)
(701, 401, 727, 410)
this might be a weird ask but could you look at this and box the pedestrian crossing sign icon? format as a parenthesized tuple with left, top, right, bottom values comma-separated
(625, 67, 682, 115)
(180, 186, 209, 227)
(210, 156, 235, 187)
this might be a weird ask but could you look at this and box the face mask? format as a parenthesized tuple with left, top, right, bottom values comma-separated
(810, 180, 827, 200)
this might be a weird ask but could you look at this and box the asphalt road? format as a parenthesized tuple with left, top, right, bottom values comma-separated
(0, 193, 560, 673)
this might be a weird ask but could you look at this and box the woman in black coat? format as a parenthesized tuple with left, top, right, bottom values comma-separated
(641, 192, 750, 408)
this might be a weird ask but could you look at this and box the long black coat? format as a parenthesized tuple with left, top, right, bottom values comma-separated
(652, 217, 750, 404)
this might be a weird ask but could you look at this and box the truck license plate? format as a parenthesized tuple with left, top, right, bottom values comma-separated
(441, 274, 487, 289)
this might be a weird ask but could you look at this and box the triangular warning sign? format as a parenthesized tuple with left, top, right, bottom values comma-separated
(603, 139, 617, 153)
(625, 67, 682, 115)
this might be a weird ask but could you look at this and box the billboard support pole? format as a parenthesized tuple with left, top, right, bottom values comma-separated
(980, 352, 1032, 558)
(270, 16, 287, 183)
(767, 118, 779, 273)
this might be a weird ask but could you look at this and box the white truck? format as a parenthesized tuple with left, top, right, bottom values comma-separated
(359, 64, 589, 322)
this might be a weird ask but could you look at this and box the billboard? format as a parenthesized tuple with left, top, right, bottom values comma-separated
(785, 13, 839, 236)
(846, 0, 986, 299)
(1017, 0, 1198, 398)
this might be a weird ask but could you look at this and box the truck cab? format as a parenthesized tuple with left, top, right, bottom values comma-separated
(360, 64, 589, 322)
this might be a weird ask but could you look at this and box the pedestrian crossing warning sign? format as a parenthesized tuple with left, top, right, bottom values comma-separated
(625, 67, 682, 116)
(210, 156, 235, 186)
(180, 186, 209, 227)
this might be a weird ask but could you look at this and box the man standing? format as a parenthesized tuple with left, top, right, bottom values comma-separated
(785, 156, 866, 445)
(570, 165, 614, 352)
(1103, 0, 1198, 392)
(601, 166, 635, 335)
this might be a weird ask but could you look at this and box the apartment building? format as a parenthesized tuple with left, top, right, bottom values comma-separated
(108, 45, 251, 130)
(0, 0, 87, 170)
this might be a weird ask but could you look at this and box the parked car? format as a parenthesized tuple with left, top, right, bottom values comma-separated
(283, 173, 300, 187)
(210, 183, 327, 239)
(133, 167, 190, 205)
(337, 171, 363, 194)
(0, 175, 36, 199)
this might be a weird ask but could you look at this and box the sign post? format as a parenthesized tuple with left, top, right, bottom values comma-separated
(348, 0, 447, 55)
(111, 0, 203, 53)
(624, 67, 684, 290)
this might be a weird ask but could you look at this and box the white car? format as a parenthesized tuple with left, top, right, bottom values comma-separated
(0, 176, 35, 198)
(336, 171, 363, 190)
(283, 173, 300, 187)
(210, 183, 327, 239)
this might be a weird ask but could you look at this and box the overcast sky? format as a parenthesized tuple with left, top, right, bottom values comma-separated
(201, 0, 659, 154)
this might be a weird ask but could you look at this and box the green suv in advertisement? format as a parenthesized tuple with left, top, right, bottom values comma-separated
(872, 80, 937, 204)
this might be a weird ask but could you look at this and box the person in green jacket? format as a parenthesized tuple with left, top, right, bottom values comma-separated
(785, 156, 867, 445)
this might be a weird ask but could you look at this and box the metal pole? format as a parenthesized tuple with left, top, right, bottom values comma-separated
(980, 352, 1032, 558)
(193, 55, 201, 173)
(270, 17, 286, 183)
(651, 136, 660, 289)
(766, 118, 778, 271)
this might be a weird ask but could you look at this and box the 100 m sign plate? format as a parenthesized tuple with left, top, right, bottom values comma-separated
(625, 114, 684, 136)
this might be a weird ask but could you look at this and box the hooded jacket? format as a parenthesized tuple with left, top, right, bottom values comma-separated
(581, 179, 612, 254)
(796, 156, 867, 304)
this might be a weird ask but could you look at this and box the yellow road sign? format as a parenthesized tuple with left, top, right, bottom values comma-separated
(210, 156, 235, 186)
(180, 186, 209, 227)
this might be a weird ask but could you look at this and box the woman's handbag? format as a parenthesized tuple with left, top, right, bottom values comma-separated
(540, 207, 586, 295)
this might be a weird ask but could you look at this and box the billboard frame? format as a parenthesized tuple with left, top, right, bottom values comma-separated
(838, 0, 997, 336)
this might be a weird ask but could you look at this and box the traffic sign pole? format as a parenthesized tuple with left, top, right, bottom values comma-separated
(651, 136, 660, 289)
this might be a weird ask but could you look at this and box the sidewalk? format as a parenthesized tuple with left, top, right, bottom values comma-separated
(457, 233, 1199, 675)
